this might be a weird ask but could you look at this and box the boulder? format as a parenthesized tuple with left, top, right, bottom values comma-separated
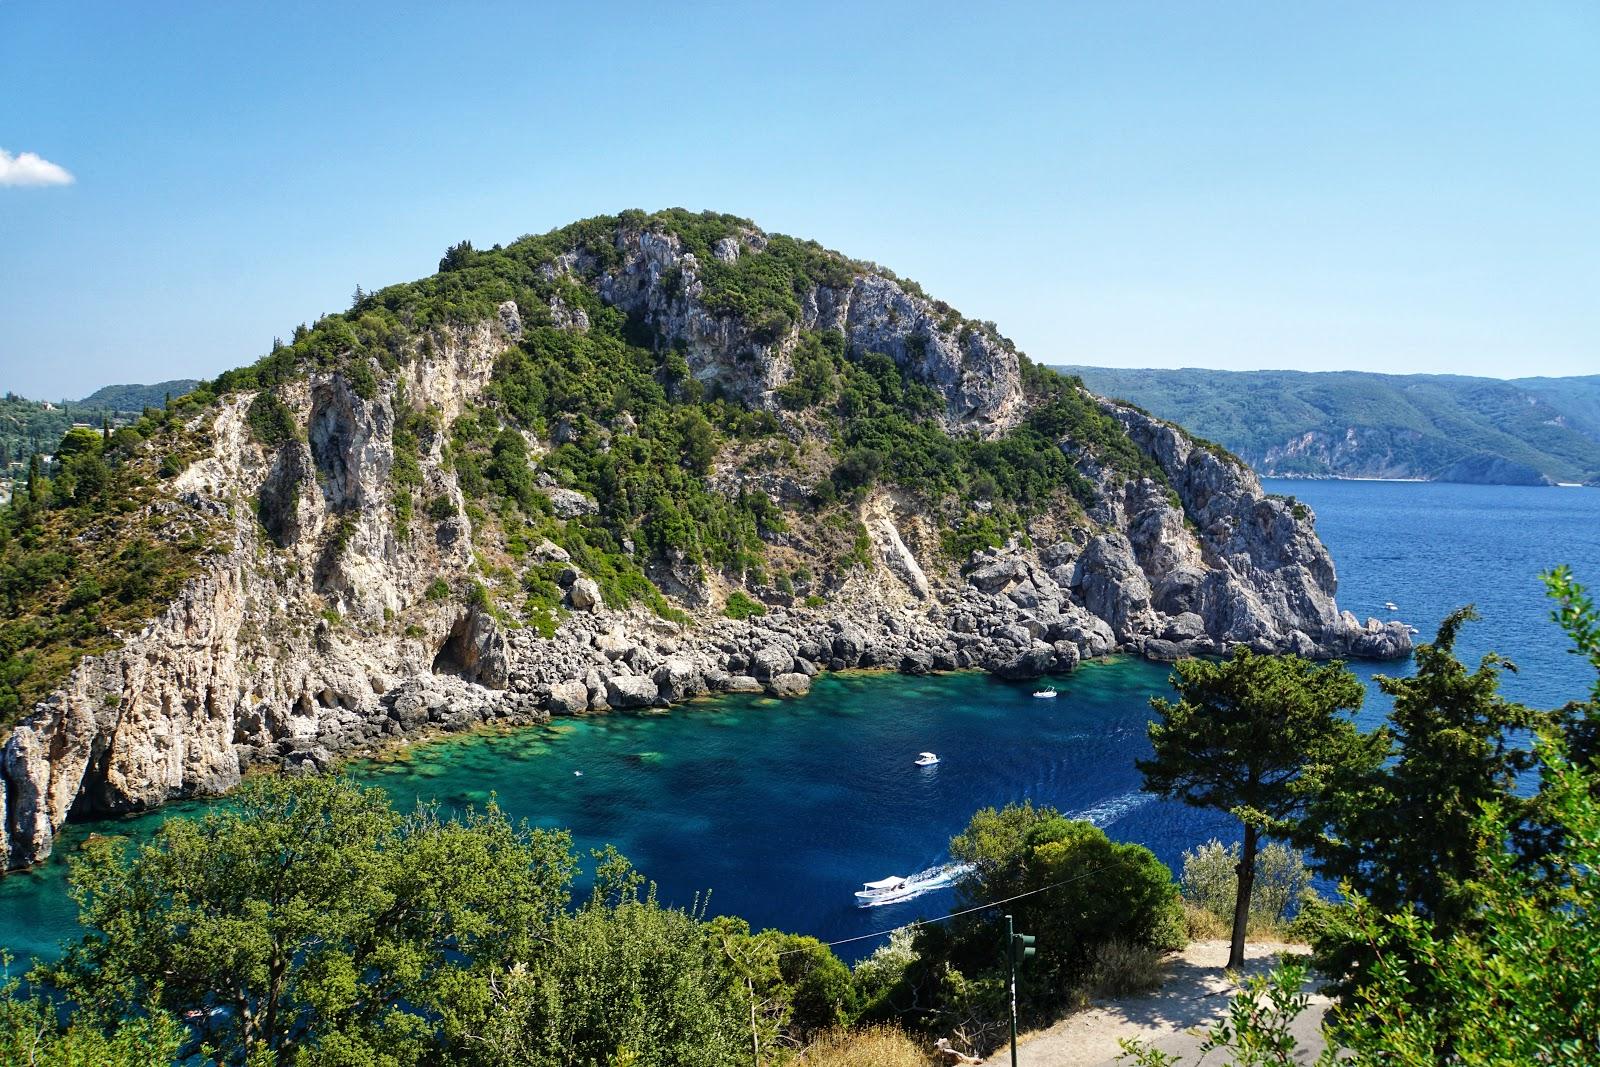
(568, 577, 602, 612)
(545, 679, 590, 715)
(750, 646, 794, 682)
(831, 624, 867, 664)
(766, 672, 812, 698)
(994, 642, 1055, 680)
(547, 486, 599, 518)
(724, 675, 764, 693)
(605, 675, 660, 709)
(652, 657, 706, 702)
(968, 558, 1020, 594)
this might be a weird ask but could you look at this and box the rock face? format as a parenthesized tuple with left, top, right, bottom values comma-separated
(0, 217, 1412, 872)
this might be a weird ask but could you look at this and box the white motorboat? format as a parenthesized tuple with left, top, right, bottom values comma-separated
(854, 863, 974, 907)
(914, 751, 940, 766)
(1384, 601, 1399, 611)
(1033, 688, 1058, 699)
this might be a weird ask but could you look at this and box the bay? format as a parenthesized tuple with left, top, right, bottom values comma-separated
(1, 481, 1595, 965)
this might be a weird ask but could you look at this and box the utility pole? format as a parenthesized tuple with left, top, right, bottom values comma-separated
(1006, 913, 1035, 1067)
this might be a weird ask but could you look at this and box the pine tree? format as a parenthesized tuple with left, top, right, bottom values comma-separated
(1138, 648, 1368, 968)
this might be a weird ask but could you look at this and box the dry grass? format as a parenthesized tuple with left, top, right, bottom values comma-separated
(1182, 900, 1230, 941)
(1084, 938, 1168, 999)
(798, 1024, 939, 1066)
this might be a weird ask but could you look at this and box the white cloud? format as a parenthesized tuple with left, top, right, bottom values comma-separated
(0, 148, 75, 187)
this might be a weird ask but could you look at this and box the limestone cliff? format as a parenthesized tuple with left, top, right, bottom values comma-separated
(1, 212, 1410, 870)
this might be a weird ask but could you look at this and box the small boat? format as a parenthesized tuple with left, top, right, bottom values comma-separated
(1033, 688, 1058, 699)
(856, 875, 916, 905)
(914, 752, 940, 766)
(573, 771, 583, 777)
(1384, 601, 1399, 612)
(854, 863, 974, 907)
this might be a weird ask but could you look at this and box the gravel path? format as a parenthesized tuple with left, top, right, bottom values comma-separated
(984, 941, 1329, 1066)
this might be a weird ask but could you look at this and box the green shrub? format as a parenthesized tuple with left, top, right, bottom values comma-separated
(1180, 838, 1310, 934)
(947, 802, 1185, 989)
(424, 577, 450, 601)
(724, 590, 767, 620)
(245, 390, 297, 447)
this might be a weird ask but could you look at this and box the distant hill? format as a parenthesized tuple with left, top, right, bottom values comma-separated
(1056, 367, 1600, 486)
(0, 380, 197, 487)
(75, 380, 200, 410)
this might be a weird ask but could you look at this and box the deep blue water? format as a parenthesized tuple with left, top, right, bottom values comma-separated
(1, 481, 1595, 964)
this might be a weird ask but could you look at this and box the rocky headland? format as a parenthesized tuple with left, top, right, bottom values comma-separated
(1, 212, 1410, 871)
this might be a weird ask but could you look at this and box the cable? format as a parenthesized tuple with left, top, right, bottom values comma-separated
(780, 861, 1118, 955)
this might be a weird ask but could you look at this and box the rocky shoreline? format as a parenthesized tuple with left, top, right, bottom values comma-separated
(1, 219, 1411, 873)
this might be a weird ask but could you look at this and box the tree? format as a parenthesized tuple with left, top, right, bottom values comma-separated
(946, 802, 1184, 991)
(44, 774, 574, 1065)
(439, 240, 475, 272)
(0, 961, 184, 1067)
(465, 849, 752, 1066)
(1295, 608, 1543, 1005)
(56, 425, 102, 458)
(1138, 648, 1368, 968)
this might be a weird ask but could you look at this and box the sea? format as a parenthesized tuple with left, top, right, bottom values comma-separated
(1, 480, 1596, 964)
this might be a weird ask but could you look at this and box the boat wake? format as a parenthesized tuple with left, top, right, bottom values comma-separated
(855, 862, 975, 907)
(1070, 790, 1154, 828)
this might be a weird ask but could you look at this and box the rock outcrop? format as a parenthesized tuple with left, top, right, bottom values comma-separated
(0, 215, 1411, 871)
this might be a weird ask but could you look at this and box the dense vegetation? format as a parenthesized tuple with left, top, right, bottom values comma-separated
(1, 775, 1186, 1065)
(1059, 365, 1600, 484)
(0, 402, 213, 726)
(0, 381, 196, 495)
(1126, 568, 1600, 1065)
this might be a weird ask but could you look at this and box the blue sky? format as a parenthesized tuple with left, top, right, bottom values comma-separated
(1, 2, 1596, 401)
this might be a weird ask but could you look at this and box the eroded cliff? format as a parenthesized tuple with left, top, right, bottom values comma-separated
(1, 212, 1409, 870)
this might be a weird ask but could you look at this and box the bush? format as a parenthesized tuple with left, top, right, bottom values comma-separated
(946, 802, 1185, 992)
(1180, 839, 1310, 936)
(724, 590, 767, 620)
(245, 390, 297, 447)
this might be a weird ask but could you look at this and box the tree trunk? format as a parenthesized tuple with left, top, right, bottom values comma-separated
(1229, 822, 1258, 970)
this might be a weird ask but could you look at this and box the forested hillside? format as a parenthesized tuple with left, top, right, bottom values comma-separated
(0, 381, 197, 500)
(1057, 366, 1600, 485)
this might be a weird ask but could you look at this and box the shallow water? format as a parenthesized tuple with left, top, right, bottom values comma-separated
(1, 480, 1596, 964)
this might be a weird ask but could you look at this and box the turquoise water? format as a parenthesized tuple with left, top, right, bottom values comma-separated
(2, 481, 1596, 964)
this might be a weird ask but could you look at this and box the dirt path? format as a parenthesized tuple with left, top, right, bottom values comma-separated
(984, 941, 1329, 1066)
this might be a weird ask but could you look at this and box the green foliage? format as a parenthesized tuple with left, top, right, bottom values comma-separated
(472, 864, 749, 1066)
(42, 775, 575, 1065)
(424, 577, 450, 601)
(1180, 839, 1310, 935)
(247, 389, 299, 447)
(6, 774, 904, 1065)
(943, 802, 1184, 994)
(723, 590, 766, 620)
(1295, 609, 1544, 1002)
(0, 959, 185, 1066)
(1139, 647, 1367, 967)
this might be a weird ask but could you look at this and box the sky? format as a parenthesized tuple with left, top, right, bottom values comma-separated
(1, 1, 1596, 401)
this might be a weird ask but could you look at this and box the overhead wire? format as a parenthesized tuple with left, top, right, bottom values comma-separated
(779, 861, 1118, 955)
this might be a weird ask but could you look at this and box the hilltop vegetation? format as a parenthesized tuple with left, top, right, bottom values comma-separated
(0, 211, 1162, 728)
(1058, 365, 1600, 485)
